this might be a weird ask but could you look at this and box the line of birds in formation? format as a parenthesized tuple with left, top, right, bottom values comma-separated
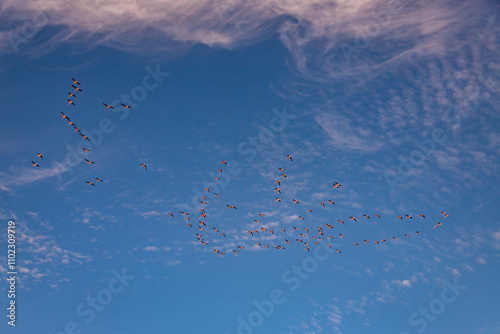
(30, 78, 148, 185)
(28, 79, 448, 256)
(163, 156, 448, 256)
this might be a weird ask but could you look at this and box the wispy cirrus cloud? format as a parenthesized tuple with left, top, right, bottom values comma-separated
(0, 164, 67, 189)
(0, 217, 92, 284)
(2, 0, 495, 74)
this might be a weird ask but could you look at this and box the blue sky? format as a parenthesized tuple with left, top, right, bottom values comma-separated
(1, 0, 500, 333)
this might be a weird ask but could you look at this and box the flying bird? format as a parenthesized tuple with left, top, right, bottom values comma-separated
(31, 161, 39, 167)
(72, 78, 80, 85)
(121, 103, 132, 109)
(79, 134, 90, 141)
(37, 153, 43, 159)
(85, 181, 95, 186)
(140, 163, 147, 170)
(102, 103, 114, 109)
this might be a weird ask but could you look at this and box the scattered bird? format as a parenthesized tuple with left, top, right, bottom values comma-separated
(26, 130, 446, 256)
(102, 103, 114, 109)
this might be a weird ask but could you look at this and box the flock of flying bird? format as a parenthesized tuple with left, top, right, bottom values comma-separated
(29, 78, 448, 257)
(164, 157, 448, 256)
(30, 78, 143, 185)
